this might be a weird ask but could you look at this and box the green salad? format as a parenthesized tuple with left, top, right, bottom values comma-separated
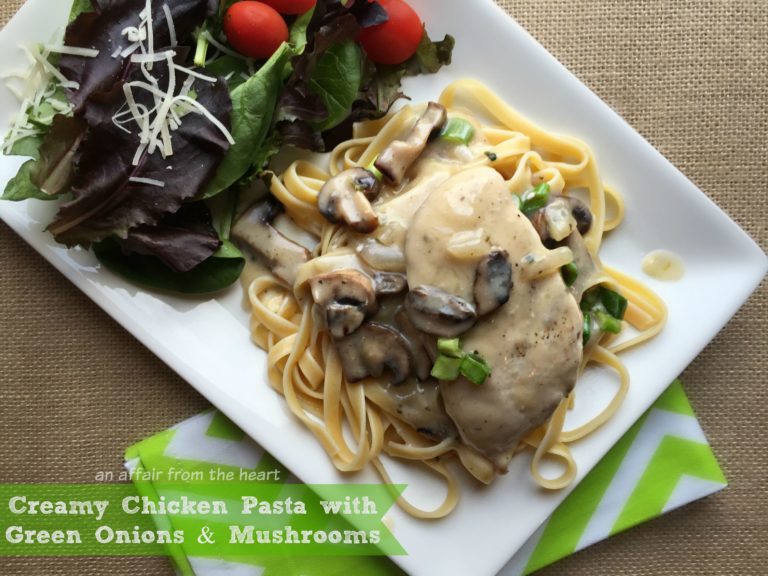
(1, 0, 453, 293)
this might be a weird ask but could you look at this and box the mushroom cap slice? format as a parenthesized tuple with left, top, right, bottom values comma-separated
(309, 269, 378, 339)
(317, 168, 381, 233)
(404, 285, 477, 338)
(325, 303, 366, 339)
(375, 102, 447, 185)
(474, 249, 512, 316)
(372, 271, 408, 296)
(567, 196, 593, 236)
(335, 322, 413, 385)
(232, 197, 311, 287)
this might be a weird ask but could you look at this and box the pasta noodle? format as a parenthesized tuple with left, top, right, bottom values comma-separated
(242, 80, 666, 518)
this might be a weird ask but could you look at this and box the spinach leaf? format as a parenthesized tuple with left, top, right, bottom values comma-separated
(309, 40, 362, 131)
(94, 237, 244, 294)
(201, 42, 296, 198)
(207, 187, 240, 243)
(2, 161, 45, 201)
(2, 136, 48, 201)
(289, 7, 315, 53)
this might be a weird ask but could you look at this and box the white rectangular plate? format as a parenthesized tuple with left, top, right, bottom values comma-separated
(0, 1, 765, 575)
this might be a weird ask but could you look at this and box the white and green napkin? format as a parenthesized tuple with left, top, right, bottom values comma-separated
(125, 380, 726, 575)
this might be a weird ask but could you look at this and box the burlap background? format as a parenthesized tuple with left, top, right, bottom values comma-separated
(0, 1, 765, 574)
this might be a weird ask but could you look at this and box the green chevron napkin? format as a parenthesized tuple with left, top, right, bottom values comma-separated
(124, 380, 726, 575)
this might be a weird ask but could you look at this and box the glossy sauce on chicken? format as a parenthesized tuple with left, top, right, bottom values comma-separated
(405, 166, 582, 469)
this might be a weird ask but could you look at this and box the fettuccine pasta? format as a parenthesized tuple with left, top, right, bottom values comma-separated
(234, 80, 666, 518)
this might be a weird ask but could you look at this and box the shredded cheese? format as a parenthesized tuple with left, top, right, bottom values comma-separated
(28, 46, 77, 89)
(172, 64, 216, 84)
(143, 0, 154, 70)
(162, 4, 177, 48)
(120, 42, 141, 58)
(131, 50, 176, 64)
(129, 176, 165, 187)
(43, 44, 100, 58)
(203, 30, 253, 65)
(2, 44, 76, 154)
(109, 5, 232, 167)
(3, 0, 233, 177)
(146, 51, 177, 155)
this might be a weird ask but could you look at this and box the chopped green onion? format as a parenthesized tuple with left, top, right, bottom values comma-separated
(521, 183, 550, 214)
(582, 312, 592, 346)
(459, 353, 491, 385)
(561, 262, 579, 287)
(484, 151, 497, 161)
(511, 194, 522, 210)
(595, 310, 622, 334)
(437, 338, 463, 358)
(440, 117, 475, 144)
(599, 287, 628, 320)
(194, 28, 209, 68)
(430, 355, 462, 381)
(365, 156, 383, 181)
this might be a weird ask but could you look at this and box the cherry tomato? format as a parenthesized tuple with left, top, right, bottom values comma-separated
(223, 1, 289, 59)
(358, 0, 423, 65)
(259, 0, 316, 15)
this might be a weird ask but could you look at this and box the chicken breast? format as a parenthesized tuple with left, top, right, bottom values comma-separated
(405, 166, 583, 471)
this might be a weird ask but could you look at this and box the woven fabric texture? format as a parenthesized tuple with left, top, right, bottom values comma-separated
(0, 0, 765, 574)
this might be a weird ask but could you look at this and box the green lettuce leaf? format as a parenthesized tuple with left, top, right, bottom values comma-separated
(309, 40, 363, 132)
(2, 136, 48, 201)
(201, 42, 297, 198)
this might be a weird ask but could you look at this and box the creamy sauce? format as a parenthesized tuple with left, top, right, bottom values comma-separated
(642, 250, 684, 281)
(365, 379, 457, 440)
(285, 116, 584, 471)
(405, 167, 582, 470)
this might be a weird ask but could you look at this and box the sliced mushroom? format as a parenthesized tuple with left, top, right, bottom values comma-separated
(372, 271, 408, 296)
(309, 269, 378, 339)
(567, 197, 593, 236)
(335, 322, 413, 385)
(325, 303, 366, 340)
(395, 307, 432, 381)
(232, 197, 311, 287)
(317, 167, 381, 233)
(374, 102, 447, 185)
(404, 285, 477, 338)
(474, 249, 512, 316)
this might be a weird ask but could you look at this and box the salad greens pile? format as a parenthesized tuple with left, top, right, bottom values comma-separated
(2, 0, 453, 293)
